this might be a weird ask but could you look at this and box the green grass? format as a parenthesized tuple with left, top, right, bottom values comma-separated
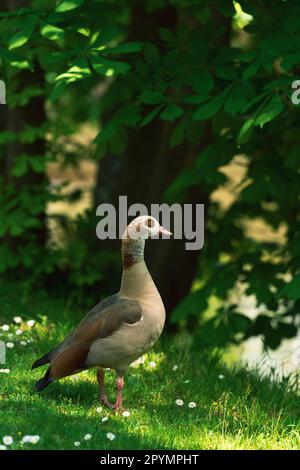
(0, 286, 299, 450)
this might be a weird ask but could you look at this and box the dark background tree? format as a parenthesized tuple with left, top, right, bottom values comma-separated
(0, 0, 299, 349)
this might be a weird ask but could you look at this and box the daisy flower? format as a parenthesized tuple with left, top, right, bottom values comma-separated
(27, 320, 35, 328)
(106, 432, 115, 441)
(13, 317, 22, 324)
(149, 361, 156, 368)
(74, 441, 81, 447)
(218, 374, 225, 380)
(102, 416, 108, 422)
(96, 407, 103, 413)
(16, 329, 23, 335)
(122, 410, 130, 418)
(6, 342, 14, 349)
(83, 434, 92, 440)
(175, 399, 184, 406)
(0, 445, 7, 450)
(0, 369, 10, 374)
(21, 435, 40, 444)
(188, 402, 196, 408)
(2, 436, 13, 446)
(2, 325, 9, 331)
(172, 365, 179, 371)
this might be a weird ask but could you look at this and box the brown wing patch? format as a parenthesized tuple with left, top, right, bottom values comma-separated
(48, 298, 142, 379)
(50, 344, 88, 379)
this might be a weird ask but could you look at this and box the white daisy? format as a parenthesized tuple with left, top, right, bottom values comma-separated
(149, 361, 156, 368)
(27, 320, 35, 328)
(16, 329, 23, 335)
(20, 341, 27, 346)
(0, 445, 7, 450)
(2, 436, 13, 446)
(175, 399, 184, 406)
(13, 317, 22, 324)
(21, 435, 40, 444)
(2, 325, 9, 331)
(83, 434, 92, 440)
(184, 380, 190, 384)
(218, 374, 225, 380)
(74, 441, 81, 447)
(102, 416, 108, 422)
(106, 432, 115, 441)
(96, 407, 103, 413)
(6, 342, 14, 349)
(188, 402, 196, 408)
(0, 369, 10, 374)
(172, 365, 179, 371)
(122, 410, 130, 418)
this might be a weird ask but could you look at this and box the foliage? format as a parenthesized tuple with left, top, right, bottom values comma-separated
(0, 1, 300, 348)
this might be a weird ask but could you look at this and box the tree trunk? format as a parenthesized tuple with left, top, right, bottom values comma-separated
(93, 3, 210, 319)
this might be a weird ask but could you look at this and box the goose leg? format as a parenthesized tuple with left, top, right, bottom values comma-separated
(97, 368, 113, 409)
(113, 375, 124, 411)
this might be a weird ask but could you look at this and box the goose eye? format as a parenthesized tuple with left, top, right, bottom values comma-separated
(146, 218, 154, 228)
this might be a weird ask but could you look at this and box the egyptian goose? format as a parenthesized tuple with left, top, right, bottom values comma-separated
(32, 216, 172, 410)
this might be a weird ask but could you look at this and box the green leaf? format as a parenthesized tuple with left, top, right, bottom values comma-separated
(193, 87, 231, 120)
(32, 0, 56, 11)
(170, 115, 189, 147)
(118, 104, 142, 127)
(160, 103, 183, 121)
(30, 157, 45, 173)
(55, 0, 84, 12)
(144, 44, 159, 65)
(278, 273, 300, 300)
(225, 81, 255, 116)
(277, 322, 298, 339)
(94, 119, 119, 144)
(90, 27, 119, 49)
(140, 105, 164, 127)
(12, 155, 28, 177)
(107, 42, 143, 54)
(159, 28, 175, 43)
(215, 65, 238, 80)
(49, 80, 67, 102)
(243, 60, 260, 80)
(8, 16, 37, 50)
(40, 24, 65, 41)
(189, 69, 214, 94)
(237, 118, 255, 145)
(171, 289, 208, 323)
(255, 94, 284, 128)
(140, 90, 165, 105)
(91, 55, 130, 75)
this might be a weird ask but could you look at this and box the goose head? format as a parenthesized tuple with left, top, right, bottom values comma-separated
(123, 215, 172, 241)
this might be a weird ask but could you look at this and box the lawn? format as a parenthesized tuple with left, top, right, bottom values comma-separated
(0, 286, 299, 450)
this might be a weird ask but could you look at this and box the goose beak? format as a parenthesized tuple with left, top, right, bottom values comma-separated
(159, 226, 172, 236)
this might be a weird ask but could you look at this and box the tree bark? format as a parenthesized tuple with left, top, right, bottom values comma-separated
(93, 3, 210, 318)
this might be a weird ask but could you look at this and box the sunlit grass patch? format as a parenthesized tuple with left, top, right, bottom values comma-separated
(0, 293, 299, 450)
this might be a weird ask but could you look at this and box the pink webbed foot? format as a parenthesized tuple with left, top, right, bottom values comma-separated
(112, 376, 124, 412)
(97, 369, 114, 409)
